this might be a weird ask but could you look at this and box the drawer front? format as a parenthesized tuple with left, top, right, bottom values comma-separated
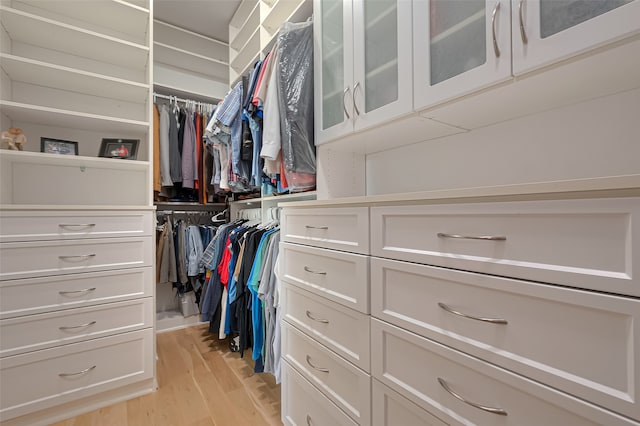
(281, 242, 369, 313)
(282, 207, 369, 254)
(282, 361, 358, 426)
(371, 319, 639, 426)
(0, 329, 153, 422)
(282, 321, 371, 425)
(372, 380, 448, 426)
(0, 210, 153, 242)
(0, 237, 153, 280)
(282, 283, 370, 372)
(371, 198, 640, 296)
(0, 268, 153, 319)
(0, 298, 153, 357)
(371, 257, 640, 419)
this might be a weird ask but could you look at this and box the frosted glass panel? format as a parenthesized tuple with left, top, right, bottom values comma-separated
(540, 0, 632, 38)
(321, 0, 345, 130)
(364, 0, 398, 112)
(430, 0, 486, 85)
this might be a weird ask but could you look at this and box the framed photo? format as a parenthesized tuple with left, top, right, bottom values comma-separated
(40, 137, 79, 155)
(99, 138, 139, 160)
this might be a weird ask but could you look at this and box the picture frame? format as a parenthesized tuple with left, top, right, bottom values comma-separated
(99, 138, 139, 160)
(40, 137, 79, 156)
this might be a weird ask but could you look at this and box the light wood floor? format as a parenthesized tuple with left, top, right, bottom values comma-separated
(51, 324, 282, 426)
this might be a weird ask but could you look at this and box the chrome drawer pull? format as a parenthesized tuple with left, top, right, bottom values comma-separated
(306, 414, 312, 425)
(306, 310, 329, 324)
(58, 254, 96, 260)
(519, 0, 528, 44)
(59, 365, 97, 377)
(438, 302, 508, 324)
(437, 232, 506, 241)
(491, 1, 501, 58)
(353, 81, 361, 116)
(59, 287, 96, 295)
(306, 355, 329, 373)
(58, 223, 96, 228)
(342, 87, 351, 119)
(438, 378, 507, 416)
(59, 321, 97, 331)
(304, 266, 327, 275)
(305, 225, 328, 230)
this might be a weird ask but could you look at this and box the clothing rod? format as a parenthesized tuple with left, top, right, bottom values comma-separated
(153, 92, 216, 107)
(157, 210, 218, 215)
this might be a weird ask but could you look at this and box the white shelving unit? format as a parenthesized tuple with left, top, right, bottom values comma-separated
(228, 0, 312, 85)
(230, 191, 318, 223)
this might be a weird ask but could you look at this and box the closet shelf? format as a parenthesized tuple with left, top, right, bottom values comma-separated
(230, 28, 261, 73)
(1, 54, 149, 103)
(230, 2, 261, 50)
(154, 42, 228, 81)
(155, 202, 226, 211)
(0, 100, 149, 133)
(1, 6, 150, 71)
(230, 0, 259, 29)
(262, 0, 312, 34)
(15, 0, 150, 44)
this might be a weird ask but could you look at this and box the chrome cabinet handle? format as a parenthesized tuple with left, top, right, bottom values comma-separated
(353, 81, 361, 116)
(58, 223, 96, 228)
(438, 302, 508, 324)
(491, 2, 501, 57)
(438, 378, 507, 415)
(59, 365, 97, 377)
(343, 87, 351, 119)
(306, 414, 312, 426)
(306, 310, 329, 324)
(305, 225, 328, 230)
(519, 0, 528, 44)
(58, 254, 96, 260)
(59, 287, 96, 295)
(306, 355, 329, 373)
(304, 266, 327, 275)
(59, 321, 97, 331)
(437, 232, 506, 241)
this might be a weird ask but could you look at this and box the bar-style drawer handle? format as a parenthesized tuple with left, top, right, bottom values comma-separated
(59, 365, 97, 377)
(59, 321, 97, 331)
(306, 414, 312, 426)
(59, 287, 96, 295)
(58, 254, 96, 260)
(306, 355, 329, 373)
(437, 233, 506, 241)
(305, 225, 328, 230)
(306, 310, 329, 324)
(304, 266, 327, 275)
(58, 223, 96, 228)
(438, 302, 508, 324)
(438, 377, 507, 416)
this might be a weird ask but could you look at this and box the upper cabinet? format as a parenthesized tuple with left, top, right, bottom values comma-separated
(413, 0, 512, 110)
(512, 0, 640, 75)
(315, 0, 413, 145)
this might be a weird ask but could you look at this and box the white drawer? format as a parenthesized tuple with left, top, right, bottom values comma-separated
(371, 198, 640, 296)
(281, 242, 369, 313)
(0, 268, 153, 319)
(371, 257, 640, 419)
(0, 328, 153, 422)
(282, 321, 371, 426)
(371, 319, 640, 426)
(282, 207, 369, 254)
(0, 210, 153, 242)
(282, 361, 358, 426)
(0, 298, 153, 357)
(372, 380, 448, 426)
(282, 283, 370, 372)
(0, 237, 153, 280)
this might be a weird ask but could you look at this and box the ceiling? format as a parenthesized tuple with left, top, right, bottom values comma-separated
(154, 0, 242, 43)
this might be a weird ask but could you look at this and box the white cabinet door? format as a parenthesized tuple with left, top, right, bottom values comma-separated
(352, 0, 413, 131)
(315, 0, 354, 144)
(512, 0, 640, 75)
(414, 0, 512, 111)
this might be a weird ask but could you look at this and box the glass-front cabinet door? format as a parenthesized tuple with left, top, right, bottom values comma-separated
(413, 0, 512, 112)
(512, 0, 640, 75)
(352, 0, 413, 131)
(314, 0, 354, 145)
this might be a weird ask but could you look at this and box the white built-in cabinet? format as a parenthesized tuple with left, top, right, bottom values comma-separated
(314, 0, 413, 145)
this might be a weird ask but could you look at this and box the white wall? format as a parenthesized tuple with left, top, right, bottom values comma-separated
(366, 88, 640, 195)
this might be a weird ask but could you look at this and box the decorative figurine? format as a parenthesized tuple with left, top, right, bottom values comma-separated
(1, 127, 26, 150)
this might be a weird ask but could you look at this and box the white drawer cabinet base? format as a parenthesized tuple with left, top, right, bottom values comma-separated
(372, 379, 447, 426)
